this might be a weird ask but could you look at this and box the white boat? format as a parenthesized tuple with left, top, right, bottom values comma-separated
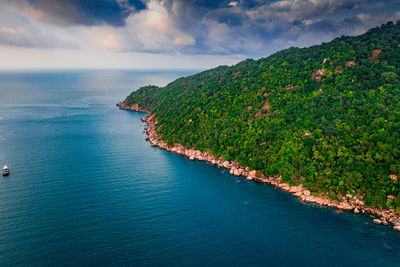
(2, 165, 9, 176)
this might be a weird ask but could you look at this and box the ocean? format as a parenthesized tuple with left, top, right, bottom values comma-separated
(0, 70, 400, 266)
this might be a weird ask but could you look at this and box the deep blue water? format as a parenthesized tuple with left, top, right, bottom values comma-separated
(1, 70, 400, 266)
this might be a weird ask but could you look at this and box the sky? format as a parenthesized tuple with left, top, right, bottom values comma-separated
(0, 0, 399, 70)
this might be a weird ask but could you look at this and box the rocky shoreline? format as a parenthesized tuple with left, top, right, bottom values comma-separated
(117, 101, 400, 233)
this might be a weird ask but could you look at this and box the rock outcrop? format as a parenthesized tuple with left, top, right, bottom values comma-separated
(117, 101, 149, 113)
(345, 61, 356, 68)
(373, 219, 382, 225)
(369, 49, 382, 62)
(312, 69, 327, 82)
(255, 100, 271, 117)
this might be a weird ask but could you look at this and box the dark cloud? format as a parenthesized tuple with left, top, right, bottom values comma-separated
(206, 8, 245, 26)
(2, 0, 399, 57)
(12, 0, 147, 27)
(159, 0, 399, 56)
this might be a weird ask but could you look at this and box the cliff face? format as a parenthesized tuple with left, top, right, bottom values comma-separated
(116, 101, 149, 113)
(122, 23, 400, 213)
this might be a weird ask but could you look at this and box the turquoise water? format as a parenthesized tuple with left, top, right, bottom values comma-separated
(1, 70, 400, 266)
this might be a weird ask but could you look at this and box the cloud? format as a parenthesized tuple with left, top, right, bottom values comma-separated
(77, 0, 400, 57)
(388, 11, 400, 22)
(0, 25, 77, 48)
(153, 0, 399, 56)
(0, 0, 399, 60)
(0, 2, 79, 48)
(6, 0, 147, 27)
(83, 0, 195, 53)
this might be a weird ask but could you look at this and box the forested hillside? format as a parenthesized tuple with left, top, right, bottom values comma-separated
(124, 22, 400, 210)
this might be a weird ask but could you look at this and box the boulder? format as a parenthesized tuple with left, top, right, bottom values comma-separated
(304, 196, 318, 203)
(312, 69, 327, 82)
(335, 69, 343, 74)
(249, 170, 257, 177)
(223, 161, 230, 168)
(189, 155, 195, 160)
(303, 190, 311, 196)
(304, 132, 312, 137)
(393, 226, 400, 232)
(289, 187, 299, 193)
(345, 61, 355, 67)
(281, 183, 290, 191)
(373, 219, 382, 225)
(294, 191, 303, 197)
(354, 207, 360, 214)
(337, 202, 353, 211)
(285, 86, 294, 91)
(387, 195, 396, 202)
(251, 170, 264, 179)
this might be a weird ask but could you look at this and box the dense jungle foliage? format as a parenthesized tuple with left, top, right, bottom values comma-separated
(125, 22, 400, 210)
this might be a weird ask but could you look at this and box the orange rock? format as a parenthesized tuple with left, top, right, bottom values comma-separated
(345, 61, 356, 67)
(369, 49, 382, 62)
(337, 202, 353, 211)
(312, 69, 327, 82)
(223, 161, 230, 168)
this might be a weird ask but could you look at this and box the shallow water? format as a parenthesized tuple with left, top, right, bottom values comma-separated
(0, 70, 400, 266)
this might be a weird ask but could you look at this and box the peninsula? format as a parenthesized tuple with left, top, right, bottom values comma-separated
(119, 22, 400, 230)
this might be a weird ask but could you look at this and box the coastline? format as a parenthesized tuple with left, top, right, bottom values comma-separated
(117, 101, 400, 232)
